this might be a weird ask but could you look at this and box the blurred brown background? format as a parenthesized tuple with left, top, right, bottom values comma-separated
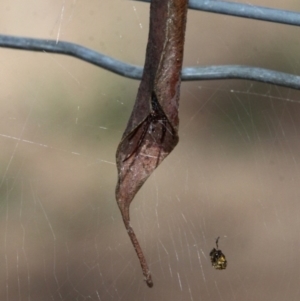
(0, 0, 300, 300)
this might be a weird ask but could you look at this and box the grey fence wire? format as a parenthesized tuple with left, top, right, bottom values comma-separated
(136, 0, 300, 27)
(0, 0, 299, 90)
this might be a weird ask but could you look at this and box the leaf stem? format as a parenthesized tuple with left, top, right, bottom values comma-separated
(125, 221, 153, 287)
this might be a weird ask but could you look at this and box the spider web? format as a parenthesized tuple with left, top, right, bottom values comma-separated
(0, 0, 300, 300)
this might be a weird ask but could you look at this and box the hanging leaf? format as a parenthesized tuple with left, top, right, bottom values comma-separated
(115, 0, 188, 287)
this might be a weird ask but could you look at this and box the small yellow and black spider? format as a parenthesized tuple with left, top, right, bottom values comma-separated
(209, 237, 227, 270)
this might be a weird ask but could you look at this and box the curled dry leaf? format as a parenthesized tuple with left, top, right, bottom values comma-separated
(115, 0, 188, 287)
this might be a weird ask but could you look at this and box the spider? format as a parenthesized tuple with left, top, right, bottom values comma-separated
(209, 237, 227, 270)
(123, 91, 174, 162)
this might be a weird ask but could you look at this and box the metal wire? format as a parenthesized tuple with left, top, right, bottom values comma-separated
(1, 0, 300, 90)
(0, 35, 143, 79)
(135, 0, 300, 27)
(1, 34, 299, 90)
(183, 66, 300, 89)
